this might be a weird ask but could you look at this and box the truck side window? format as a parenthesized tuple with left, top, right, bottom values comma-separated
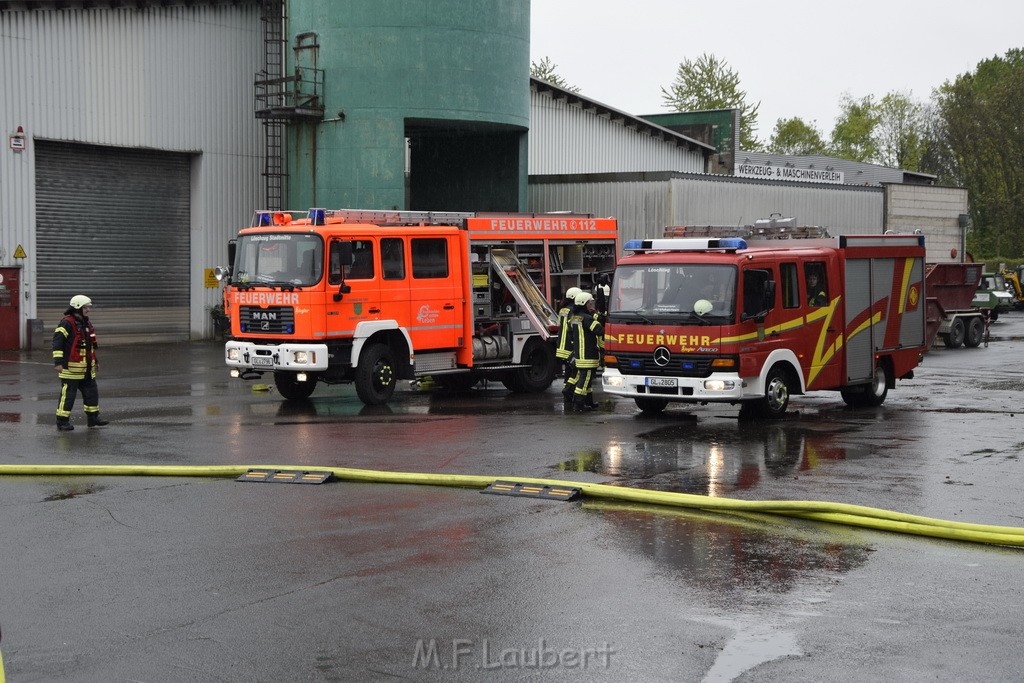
(346, 240, 375, 280)
(382, 238, 405, 280)
(411, 238, 449, 279)
(805, 262, 828, 307)
(328, 242, 345, 285)
(781, 262, 800, 309)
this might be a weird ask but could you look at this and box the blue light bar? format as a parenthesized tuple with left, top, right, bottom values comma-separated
(625, 237, 748, 252)
(256, 212, 272, 227)
(309, 208, 325, 226)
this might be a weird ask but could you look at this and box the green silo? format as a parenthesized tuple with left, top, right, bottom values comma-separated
(285, 0, 530, 212)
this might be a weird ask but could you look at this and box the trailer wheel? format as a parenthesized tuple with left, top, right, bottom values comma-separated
(354, 343, 397, 406)
(506, 340, 556, 393)
(634, 397, 668, 415)
(944, 318, 966, 348)
(274, 371, 316, 400)
(964, 316, 985, 348)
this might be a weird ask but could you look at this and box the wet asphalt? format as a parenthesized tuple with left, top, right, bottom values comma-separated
(1, 313, 1023, 681)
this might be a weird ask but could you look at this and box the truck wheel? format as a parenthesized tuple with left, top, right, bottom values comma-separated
(354, 343, 397, 406)
(753, 366, 790, 418)
(840, 387, 865, 407)
(506, 341, 556, 393)
(860, 364, 890, 407)
(964, 316, 984, 348)
(944, 318, 966, 348)
(274, 371, 316, 400)
(634, 397, 668, 415)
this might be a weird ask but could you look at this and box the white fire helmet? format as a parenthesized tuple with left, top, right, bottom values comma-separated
(70, 295, 93, 310)
(574, 291, 595, 307)
(565, 286, 582, 301)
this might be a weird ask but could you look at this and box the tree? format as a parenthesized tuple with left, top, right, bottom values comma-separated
(931, 49, 1024, 258)
(829, 95, 880, 163)
(826, 91, 929, 170)
(874, 91, 927, 170)
(661, 53, 762, 151)
(766, 117, 828, 155)
(530, 56, 580, 93)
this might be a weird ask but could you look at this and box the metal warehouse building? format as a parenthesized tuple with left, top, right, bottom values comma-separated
(0, 1, 969, 349)
(528, 80, 970, 261)
(0, 1, 264, 347)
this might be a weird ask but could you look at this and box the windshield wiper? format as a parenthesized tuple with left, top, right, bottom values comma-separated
(688, 311, 715, 325)
(629, 309, 655, 324)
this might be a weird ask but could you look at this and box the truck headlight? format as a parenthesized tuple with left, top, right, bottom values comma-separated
(604, 375, 625, 388)
(227, 348, 239, 361)
(293, 350, 310, 364)
(704, 379, 736, 391)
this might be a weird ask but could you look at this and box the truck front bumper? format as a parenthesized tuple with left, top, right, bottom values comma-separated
(601, 367, 750, 403)
(225, 340, 330, 372)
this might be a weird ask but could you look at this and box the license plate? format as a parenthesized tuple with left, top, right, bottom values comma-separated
(251, 356, 274, 367)
(646, 377, 677, 388)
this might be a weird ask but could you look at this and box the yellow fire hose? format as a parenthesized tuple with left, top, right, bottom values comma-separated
(2, 463, 1023, 548)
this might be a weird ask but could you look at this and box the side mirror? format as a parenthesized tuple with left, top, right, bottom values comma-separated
(333, 284, 351, 302)
(224, 240, 237, 282)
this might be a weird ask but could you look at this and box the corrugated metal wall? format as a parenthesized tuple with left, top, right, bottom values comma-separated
(529, 90, 705, 175)
(0, 4, 262, 345)
(35, 141, 191, 341)
(529, 173, 884, 245)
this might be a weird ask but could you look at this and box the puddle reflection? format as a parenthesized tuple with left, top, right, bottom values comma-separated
(556, 422, 867, 496)
(587, 500, 871, 603)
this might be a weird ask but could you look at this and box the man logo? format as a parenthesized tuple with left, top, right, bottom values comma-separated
(653, 347, 672, 367)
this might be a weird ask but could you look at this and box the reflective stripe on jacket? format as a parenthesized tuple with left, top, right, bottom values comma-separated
(555, 304, 574, 360)
(571, 311, 604, 369)
(52, 314, 97, 380)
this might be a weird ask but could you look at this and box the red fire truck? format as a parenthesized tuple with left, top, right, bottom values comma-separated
(218, 209, 618, 405)
(601, 224, 928, 417)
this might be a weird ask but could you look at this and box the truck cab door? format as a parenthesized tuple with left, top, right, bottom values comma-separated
(326, 238, 380, 339)
(378, 236, 411, 330)
(407, 235, 460, 350)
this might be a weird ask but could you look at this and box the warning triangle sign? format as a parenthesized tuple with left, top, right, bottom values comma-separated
(13, 244, 27, 259)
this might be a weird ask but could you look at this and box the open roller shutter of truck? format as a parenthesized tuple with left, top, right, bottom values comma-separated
(36, 141, 191, 343)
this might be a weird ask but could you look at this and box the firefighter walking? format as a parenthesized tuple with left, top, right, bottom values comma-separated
(568, 290, 603, 412)
(52, 295, 109, 431)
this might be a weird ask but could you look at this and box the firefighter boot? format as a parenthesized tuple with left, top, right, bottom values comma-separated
(573, 396, 596, 412)
(56, 416, 74, 432)
(87, 413, 109, 428)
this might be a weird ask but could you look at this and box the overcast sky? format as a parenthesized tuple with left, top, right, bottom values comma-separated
(530, 1, 1024, 142)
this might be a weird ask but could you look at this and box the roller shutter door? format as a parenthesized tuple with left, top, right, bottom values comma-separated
(36, 141, 191, 343)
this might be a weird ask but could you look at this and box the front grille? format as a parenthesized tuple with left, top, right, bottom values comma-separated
(614, 352, 715, 378)
(238, 306, 295, 334)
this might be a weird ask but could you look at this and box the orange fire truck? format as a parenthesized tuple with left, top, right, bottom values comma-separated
(601, 222, 928, 417)
(218, 209, 618, 405)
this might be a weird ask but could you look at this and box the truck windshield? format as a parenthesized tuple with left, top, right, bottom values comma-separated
(233, 233, 324, 287)
(610, 264, 737, 321)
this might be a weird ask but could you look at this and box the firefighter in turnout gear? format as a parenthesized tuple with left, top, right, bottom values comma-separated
(568, 290, 604, 412)
(52, 295, 109, 431)
(557, 286, 582, 398)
